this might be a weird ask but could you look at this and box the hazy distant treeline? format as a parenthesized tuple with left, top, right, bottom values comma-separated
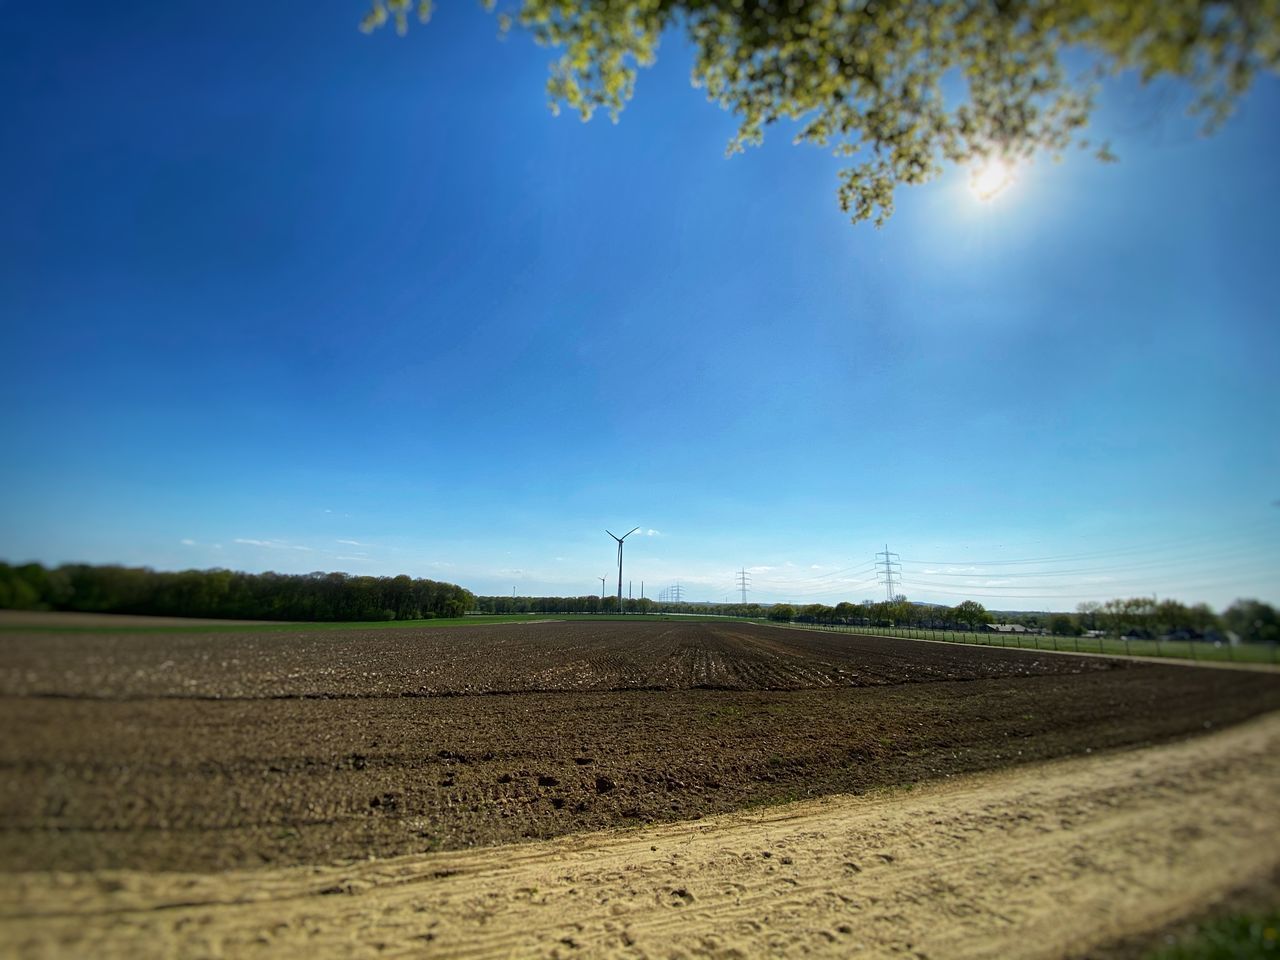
(0, 562, 475, 622)
(475, 596, 770, 617)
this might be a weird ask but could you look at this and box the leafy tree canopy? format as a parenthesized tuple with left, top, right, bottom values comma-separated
(768, 603, 797, 621)
(951, 598, 992, 627)
(364, 0, 1280, 224)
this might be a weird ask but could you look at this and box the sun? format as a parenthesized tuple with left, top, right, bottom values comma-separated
(969, 156, 1015, 202)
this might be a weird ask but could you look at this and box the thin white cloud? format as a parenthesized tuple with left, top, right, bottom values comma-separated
(644, 529, 662, 537)
(234, 538, 313, 551)
(180, 538, 197, 546)
(336, 539, 372, 547)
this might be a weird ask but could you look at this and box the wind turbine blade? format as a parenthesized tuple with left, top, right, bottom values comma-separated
(624, 527, 641, 539)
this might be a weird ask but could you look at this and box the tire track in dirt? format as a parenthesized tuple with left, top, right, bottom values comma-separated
(5, 713, 1279, 959)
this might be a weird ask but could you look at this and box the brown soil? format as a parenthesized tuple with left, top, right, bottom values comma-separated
(4, 713, 1279, 959)
(0, 619, 1129, 699)
(2, 620, 1278, 874)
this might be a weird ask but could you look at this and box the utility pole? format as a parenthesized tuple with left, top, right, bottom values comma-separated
(875, 544, 901, 601)
(606, 528, 640, 615)
(736, 567, 751, 604)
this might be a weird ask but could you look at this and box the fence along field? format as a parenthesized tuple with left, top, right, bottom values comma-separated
(776, 620, 1280, 664)
(2, 619, 1279, 874)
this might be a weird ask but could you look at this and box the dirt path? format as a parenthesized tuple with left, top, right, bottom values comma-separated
(5, 714, 1280, 959)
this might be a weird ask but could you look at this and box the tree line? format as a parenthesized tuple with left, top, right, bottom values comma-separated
(4, 563, 1273, 644)
(765, 598, 995, 630)
(767, 596, 1276, 645)
(1073, 597, 1276, 646)
(476, 593, 1276, 645)
(0, 562, 474, 622)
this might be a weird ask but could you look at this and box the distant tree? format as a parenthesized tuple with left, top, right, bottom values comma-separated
(0, 564, 41, 610)
(798, 603, 836, 623)
(1187, 603, 1219, 632)
(872, 597, 913, 625)
(768, 603, 796, 622)
(1150, 598, 1221, 635)
(1076, 601, 1102, 632)
(1222, 599, 1279, 645)
(367, 0, 1280, 225)
(1100, 598, 1126, 637)
(1097, 596, 1159, 639)
(1049, 613, 1077, 637)
(952, 600, 993, 630)
(1125, 596, 1157, 636)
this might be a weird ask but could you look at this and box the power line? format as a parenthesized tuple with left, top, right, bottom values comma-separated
(764, 577, 882, 600)
(754, 562, 878, 585)
(901, 527, 1275, 568)
(905, 542, 1280, 580)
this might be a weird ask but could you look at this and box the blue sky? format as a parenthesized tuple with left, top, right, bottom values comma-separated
(2, 1, 1277, 609)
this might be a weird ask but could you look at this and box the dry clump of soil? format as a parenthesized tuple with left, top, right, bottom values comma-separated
(3, 621, 1279, 873)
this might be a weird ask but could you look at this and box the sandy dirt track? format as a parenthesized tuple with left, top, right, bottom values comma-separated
(5, 713, 1280, 960)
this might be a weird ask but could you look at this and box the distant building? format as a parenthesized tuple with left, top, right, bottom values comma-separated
(986, 623, 1030, 634)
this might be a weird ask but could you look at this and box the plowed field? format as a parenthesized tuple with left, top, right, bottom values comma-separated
(0, 620, 1127, 699)
(2, 619, 1278, 873)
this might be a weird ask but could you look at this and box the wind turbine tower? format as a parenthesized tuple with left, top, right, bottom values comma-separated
(606, 527, 640, 614)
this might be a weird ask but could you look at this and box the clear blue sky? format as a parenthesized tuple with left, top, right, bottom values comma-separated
(2, 2, 1277, 610)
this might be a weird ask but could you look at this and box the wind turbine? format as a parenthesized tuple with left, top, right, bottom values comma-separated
(606, 527, 640, 614)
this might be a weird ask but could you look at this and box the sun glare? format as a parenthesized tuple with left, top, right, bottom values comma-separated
(969, 157, 1015, 202)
